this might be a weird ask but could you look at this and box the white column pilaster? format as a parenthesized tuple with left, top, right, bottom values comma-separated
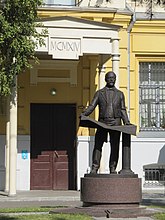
(99, 64, 106, 89)
(8, 77, 17, 196)
(112, 38, 120, 88)
(5, 96, 10, 192)
(98, 64, 106, 173)
(97, 63, 110, 174)
(112, 38, 122, 172)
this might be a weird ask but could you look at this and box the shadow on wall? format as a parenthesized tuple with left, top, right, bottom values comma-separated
(158, 145, 165, 164)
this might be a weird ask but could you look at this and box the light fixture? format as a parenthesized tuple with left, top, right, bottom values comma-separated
(50, 88, 57, 96)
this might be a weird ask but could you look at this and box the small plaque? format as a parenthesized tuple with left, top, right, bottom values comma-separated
(22, 150, 28, 160)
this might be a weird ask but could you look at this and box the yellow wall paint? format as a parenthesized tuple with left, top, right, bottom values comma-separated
(119, 31, 128, 49)
(132, 34, 165, 53)
(119, 49, 128, 68)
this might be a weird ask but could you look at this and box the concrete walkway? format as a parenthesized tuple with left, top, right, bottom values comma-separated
(0, 190, 81, 208)
(0, 190, 164, 219)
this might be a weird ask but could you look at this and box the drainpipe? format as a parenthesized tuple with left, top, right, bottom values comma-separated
(127, 12, 136, 118)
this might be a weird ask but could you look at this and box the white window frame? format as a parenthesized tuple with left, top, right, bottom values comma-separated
(139, 62, 165, 132)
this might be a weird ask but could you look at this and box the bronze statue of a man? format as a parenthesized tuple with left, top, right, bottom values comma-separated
(81, 71, 130, 174)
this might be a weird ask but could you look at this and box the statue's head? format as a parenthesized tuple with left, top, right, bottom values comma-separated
(105, 71, 116, 88)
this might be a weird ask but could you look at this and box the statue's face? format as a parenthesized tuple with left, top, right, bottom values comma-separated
(105, 72, 116, 88)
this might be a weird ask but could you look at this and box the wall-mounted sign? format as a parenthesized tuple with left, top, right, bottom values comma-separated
(49, 37, 82, 60)
(22, 150, 28, 160)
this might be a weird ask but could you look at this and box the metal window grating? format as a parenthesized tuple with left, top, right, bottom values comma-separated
(144, 164, 165, 182)
(139, 62, 165, 131)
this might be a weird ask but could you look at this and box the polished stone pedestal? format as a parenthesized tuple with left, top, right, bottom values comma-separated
(81, 174, 142, 206)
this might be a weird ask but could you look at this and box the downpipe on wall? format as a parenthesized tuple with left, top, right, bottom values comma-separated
(127, 11, 136, 119)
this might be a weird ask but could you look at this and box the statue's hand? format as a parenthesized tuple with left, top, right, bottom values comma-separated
(79, 113, 85, 119)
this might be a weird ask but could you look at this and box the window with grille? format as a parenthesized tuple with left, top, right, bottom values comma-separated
(43, 0, 76, 6)
(139, 62, 165, 131)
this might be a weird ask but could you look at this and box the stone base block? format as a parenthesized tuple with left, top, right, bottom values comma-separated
(81, 174, 142, 206)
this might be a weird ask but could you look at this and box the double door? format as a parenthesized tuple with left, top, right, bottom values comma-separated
(30, 103, 76, 190)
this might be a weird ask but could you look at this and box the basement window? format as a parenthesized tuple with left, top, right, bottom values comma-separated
(144, 163, 165, 182)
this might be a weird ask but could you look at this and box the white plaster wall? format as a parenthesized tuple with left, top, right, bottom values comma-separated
(0, 135, 6, 190)
(77, 136, 92, 190)
(131, 136, 165, 189)
(77, 135, 122, 189)
(17, 135, 30, 190)
(0, 135, 30, 191)
(99, 135, 122, 174)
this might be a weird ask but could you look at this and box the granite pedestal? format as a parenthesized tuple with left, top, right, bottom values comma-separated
(81, 174, 142, 206)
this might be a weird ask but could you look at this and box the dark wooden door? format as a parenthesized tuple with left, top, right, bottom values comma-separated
(30, 104, 76, 190)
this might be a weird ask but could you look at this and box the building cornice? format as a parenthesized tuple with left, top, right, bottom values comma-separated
(38, 6, 133, 16)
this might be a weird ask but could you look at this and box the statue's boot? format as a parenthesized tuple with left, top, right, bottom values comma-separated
(90, 165, 98, 174)
(90, 149, 101, 174)
(110, 162, 117, 174)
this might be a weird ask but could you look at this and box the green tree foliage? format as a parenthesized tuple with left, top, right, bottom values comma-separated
(0, 0, 47, 95)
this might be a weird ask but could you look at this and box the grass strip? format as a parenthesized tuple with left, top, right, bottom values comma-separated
(0, 207, 92, 220)
(154, 213, 165, 220)
(0, 213, 92, 220)
(0, 206, 66, 213)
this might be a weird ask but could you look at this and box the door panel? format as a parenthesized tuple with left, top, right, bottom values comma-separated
(31, 151, 53, 189)
(30, 104, 76, 190)
(53, 151, 68, 190)
(53, 105, 76, 189)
